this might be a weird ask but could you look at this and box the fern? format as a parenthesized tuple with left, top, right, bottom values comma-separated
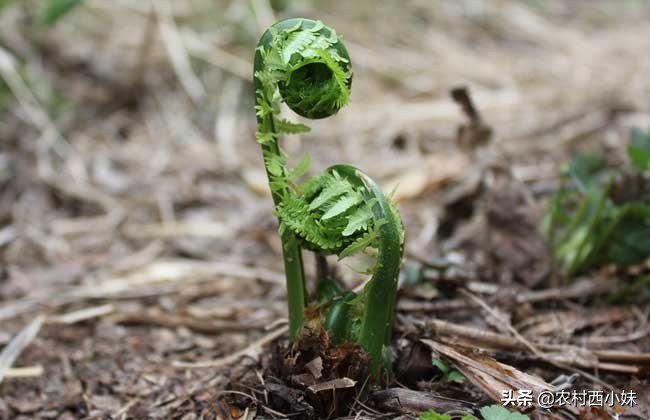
(275, 118, 311, 134)
(264, 153, 286, 177)
(342, 205, 373, 236)
(278, 195, 346, 252)
(309, 173, 353, 210)
(339, 221, 383, 260)
(322, 192, 363, 220)
(282, 30, 316, 63)
(254, 18, 405, 378)
(288, 155, 311, 181)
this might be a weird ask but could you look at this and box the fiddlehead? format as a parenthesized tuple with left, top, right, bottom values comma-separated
(254, 18, 404, 378)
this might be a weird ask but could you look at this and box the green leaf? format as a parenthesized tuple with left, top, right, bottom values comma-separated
(282, 30, 316, 63)
(461, 416, 479, 420)
(628, 128, 650, 171)
(447, 370, 466, 383)
(342, 205, 372, 236)
(308, 174, 351, 210)
(256, 131, 276, 145)
(338, 223, 380, 259)
(275, 118, 311, 134)
(565, 152, 606, 191)
(265, 154, 286, 177)
(306, 20, 324, 33)
(41, 0, 85, 25)
(322, 192, 363, 220)
(432, 358, 449, 374)
(419, 410, 451, 420)
(600, 203, 650, 266)
(317, 48, 351, 108)
(479, 405, 529, 420)
(288, 155, 310, 180)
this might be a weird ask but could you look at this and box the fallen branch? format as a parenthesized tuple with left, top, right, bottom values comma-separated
(425, 318, 648, 374)
(369, 387, 477, 415)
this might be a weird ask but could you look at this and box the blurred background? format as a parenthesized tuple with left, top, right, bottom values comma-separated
(1, 0, 650, 418)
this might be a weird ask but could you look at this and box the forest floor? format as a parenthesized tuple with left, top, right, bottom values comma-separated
(1, 1, 650, 419)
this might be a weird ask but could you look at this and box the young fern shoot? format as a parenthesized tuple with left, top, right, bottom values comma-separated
(254, 18, 404, 378)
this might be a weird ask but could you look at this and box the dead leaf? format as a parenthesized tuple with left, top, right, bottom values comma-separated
(305, 356, 323, 379)
(421, 339, 573, 414)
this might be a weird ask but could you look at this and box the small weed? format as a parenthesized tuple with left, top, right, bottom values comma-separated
(432, 357, 465, 384)
(542, 128, 650, 277)
(420, 405, 529, 420)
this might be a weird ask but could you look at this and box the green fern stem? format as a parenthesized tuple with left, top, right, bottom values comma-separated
(330, 165, 404, 378)
(253, 20, 311, 341)
(253, 18, 404, 378)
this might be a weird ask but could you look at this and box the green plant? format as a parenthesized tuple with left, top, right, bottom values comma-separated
(41, 0, 86, 25)
(542, 129, 650, 276)
(0, 0, 84, 23)
(477, 405, 530, 420)
(419, 410, 453, 420)
(419, 405, 529, 420)
(432, 357, 465, 383)
(609, 275, 650, 303)
(253, 18, 404, 378)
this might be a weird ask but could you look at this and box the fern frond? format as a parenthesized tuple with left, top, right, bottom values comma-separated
(322, 192, 363, 220)
(306, 20, 324, 33)
(316, 49, 351, 108)
(300, 172, 329, 198)
(282, 30, 316, 63)
(338, 222, 381, 260)
(255, 18, 404, 379)
(278, 195, 345, 251)
(265, 153, 286, 177)
(343, 205, 373, 236)
(255, 131, 276, 145)
(288, 155, 311, 180)
(308, 173, 353, 210)
(274, 118, 311, 134)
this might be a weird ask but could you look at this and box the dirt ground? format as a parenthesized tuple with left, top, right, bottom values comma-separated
(1, 1, 650, 419)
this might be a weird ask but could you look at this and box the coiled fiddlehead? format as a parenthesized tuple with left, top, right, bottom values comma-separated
(254, 18, 404, 378)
